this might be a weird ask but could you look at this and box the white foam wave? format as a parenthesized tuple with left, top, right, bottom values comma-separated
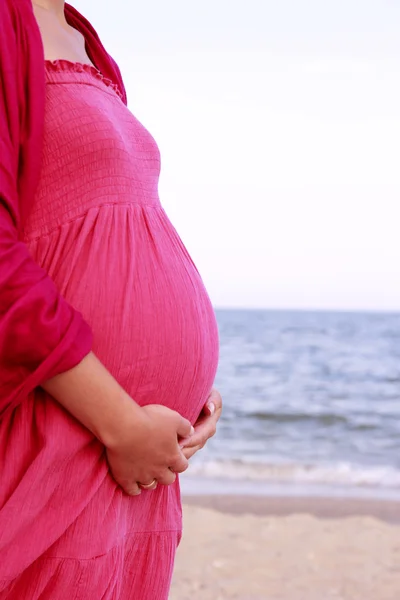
(188, 459, 400, 489)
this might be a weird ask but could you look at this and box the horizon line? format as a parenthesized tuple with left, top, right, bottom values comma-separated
(213, 306, 400, 315)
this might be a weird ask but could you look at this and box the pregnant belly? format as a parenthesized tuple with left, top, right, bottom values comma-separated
(28, 205, 219, 423)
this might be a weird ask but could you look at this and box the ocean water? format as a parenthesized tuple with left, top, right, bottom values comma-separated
(182, 309, 400, 498)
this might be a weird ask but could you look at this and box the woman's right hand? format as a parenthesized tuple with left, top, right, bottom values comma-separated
(105, 403, 194, 496)
(43, 352, 193, 497)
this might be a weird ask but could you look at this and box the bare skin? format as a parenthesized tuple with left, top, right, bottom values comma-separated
(181, 388, 222, 459)
(32, 0, 94, 65)
(43, 353, 193, 496)
(31, 0, 222, 494)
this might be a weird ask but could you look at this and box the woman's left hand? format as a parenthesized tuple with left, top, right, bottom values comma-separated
(180, 388, 223, 460)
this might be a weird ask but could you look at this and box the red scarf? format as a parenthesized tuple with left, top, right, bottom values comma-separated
(0, 0, 127, 415)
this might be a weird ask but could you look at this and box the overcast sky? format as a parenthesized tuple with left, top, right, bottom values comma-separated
(76, 0, 400, 311)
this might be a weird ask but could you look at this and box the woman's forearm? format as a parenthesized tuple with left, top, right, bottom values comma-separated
(43, 351, 193, 496)
(42, 351, 142, 447)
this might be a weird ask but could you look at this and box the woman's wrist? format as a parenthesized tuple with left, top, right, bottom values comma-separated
(97, 392, 147, 450)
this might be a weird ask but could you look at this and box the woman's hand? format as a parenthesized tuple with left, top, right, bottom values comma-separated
(180, 388, 223, 460)
(44, 352, 194, 498)
(106, 404, 194, 496)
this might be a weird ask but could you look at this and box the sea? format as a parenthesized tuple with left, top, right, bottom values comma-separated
(180, 309, 400, 499)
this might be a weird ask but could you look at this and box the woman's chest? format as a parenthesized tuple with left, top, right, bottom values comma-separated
(24, 69, 162, 239)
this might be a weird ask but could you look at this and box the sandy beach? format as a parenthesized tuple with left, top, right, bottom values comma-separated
(170, 495, 400, 600)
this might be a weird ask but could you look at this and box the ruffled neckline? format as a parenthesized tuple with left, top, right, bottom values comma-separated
(45, 59, 124, 101)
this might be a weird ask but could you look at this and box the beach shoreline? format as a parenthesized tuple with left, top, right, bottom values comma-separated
(170, 495, 400, 599)
(181, 492, 400, 523)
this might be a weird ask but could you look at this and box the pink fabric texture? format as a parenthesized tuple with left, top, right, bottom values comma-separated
(0, 59, 219, 599)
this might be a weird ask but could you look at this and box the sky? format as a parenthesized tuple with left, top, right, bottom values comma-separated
(76, 0, 400, 311)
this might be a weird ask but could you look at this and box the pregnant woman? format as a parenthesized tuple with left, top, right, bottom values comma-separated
(0, 1, 221, 598)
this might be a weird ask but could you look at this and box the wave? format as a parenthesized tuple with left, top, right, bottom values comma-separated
(244, 411, 349, 425)
(188, 459, 400, 489)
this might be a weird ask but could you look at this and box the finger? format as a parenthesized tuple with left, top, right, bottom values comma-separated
(157, 468, 177, 486)
(124, 482, 142, 496)
(203, 402, 215, 416)
(178, 435, 193, 448)
(182, 445, 202, 460)
(205, 389, 222, 414)
(138, 479, 158, 491)
(176, 416, 195, 439)
(169, 451, 189, 474)
(181, 417, 217, 448)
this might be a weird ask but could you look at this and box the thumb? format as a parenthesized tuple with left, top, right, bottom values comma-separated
(176, 416, 194, 439)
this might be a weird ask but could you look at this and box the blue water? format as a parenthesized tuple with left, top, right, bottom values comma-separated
(184, 309, 400, 496)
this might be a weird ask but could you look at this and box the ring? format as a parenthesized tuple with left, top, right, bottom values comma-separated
(138, 479, 157, 490)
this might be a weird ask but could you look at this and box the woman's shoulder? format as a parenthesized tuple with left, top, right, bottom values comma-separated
(0, 0, 46, 208)
(0, 1, 22, 71)
(1, 0, 42, 58)
(1, 0, 35, 24)
(1, 0, 17, 40)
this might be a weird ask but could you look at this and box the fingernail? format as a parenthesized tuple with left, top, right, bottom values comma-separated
(190, 426, 195, 436)
(207, 402, 215, 415)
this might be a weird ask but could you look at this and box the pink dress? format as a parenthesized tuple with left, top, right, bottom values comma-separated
(0, 61, 219, 599)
